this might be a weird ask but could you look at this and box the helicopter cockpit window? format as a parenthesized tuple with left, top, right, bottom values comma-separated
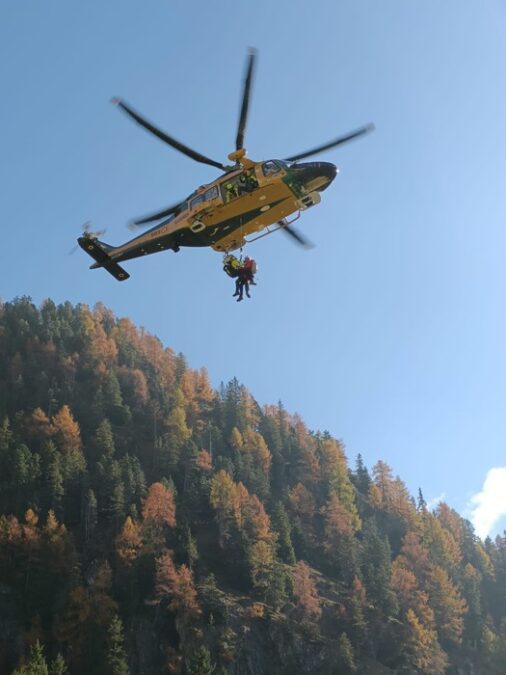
(262, 160, 281, 177)
(191, 194, 205, 209)
(204, 186, 218, 201)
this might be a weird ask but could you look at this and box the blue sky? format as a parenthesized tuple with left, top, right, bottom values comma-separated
(2, 1, 506, 536)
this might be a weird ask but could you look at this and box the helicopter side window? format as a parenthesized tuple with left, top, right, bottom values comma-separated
(262, 160, 281, 177)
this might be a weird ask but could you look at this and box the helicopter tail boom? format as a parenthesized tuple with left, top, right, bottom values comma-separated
(77, 237, 130, 281)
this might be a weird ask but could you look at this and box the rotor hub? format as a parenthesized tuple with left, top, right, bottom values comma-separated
(228, 148, 247, 163)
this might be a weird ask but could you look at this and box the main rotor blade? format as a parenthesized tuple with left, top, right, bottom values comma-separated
(279, 222, 314, 249)
(132, 201, 183, 226)
(235, 48, 257, 151)
(284, 123, 375, 162)
(113, 98, 226, 170)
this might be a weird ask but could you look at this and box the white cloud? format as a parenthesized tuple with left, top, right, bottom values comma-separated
(468, 467, 506, 539)
(427, 492, 446, 510)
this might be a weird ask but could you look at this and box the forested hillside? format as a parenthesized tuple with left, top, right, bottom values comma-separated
(1, 297, 505, 675)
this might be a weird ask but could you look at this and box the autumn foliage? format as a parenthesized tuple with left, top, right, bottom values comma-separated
(142, 481, 176, 528)
(1, 298, 506, 674)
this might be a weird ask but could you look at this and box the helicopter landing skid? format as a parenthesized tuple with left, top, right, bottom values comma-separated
(245, 212, 301, 244)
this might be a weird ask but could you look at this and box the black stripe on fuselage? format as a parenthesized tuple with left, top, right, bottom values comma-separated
(113, 198, 287, 261)
(175, 198, 287, 247)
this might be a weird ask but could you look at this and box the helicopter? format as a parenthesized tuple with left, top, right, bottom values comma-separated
(78, 49, 374, 281)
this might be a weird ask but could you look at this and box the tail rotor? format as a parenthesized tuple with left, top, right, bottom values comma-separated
(69, 222, 107, 255)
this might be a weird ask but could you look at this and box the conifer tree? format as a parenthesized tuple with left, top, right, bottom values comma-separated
(83, 488, 97, 540)
(349, 576, 367, 644)
(50, 405, 82, 453)
(0, 416, 13, 452)
(181, 524, 199, 570)
(107, 615, 130, 675)
(402, 608, 448, 674)
(337, 633, 357, 673)
(272, 502, 296, 564)
(353, 453, 371, 495)
(142, 482, 176, 528)
(94, 418, 116, 457)
(188, 646, 215, 675)
(264, 562, 290, 610)
(12, 640, 48, 675)
(115, 516, 142, 565)
(461, 563, 482, 646)
(319, 435, 360, 528)
(49, 654, 67, 675)
(360, 519, 398, 617)
(210, 470, 239, 545)
(160, 387, 191, 472)
(426, 564, 467, 645)
(44, 441, 64, 516)
(292, 560, 322, 623)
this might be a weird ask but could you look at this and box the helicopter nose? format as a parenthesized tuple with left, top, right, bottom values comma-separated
(291, 161, 338, 191)
(313, 162, 337, 180)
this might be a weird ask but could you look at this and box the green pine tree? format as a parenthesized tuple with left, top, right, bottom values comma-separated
(188, 646, 215, 675)
(94, 419, 116, 457)
(272, 502, 296, 564)
(107, 615, 130, 675)
(12, 640, 49, 675)
(337, 633, 357, 673)
(49, 654, 67, 675)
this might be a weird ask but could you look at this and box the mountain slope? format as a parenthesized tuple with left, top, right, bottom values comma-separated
(0, 297, 505, 674)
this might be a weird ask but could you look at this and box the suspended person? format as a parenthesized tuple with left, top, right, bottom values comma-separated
(235, 256, 257, 302)
(242, 256, 257, 285)
(223, 254, 242, 279)
(223, 254, 243, 299)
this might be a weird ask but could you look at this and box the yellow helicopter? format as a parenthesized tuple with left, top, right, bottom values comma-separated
(78, 49, 374, 281)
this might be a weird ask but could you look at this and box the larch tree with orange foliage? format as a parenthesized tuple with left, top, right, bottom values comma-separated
(142, 482, 176, 528)
(402, 608, 448, 675)
(318, 435, 360, 531)
(50, 405, 85, 480)
(154, 549, 200, 620)
(288, 482, 316, 549)
(323, 492, 358, 581)
(292, 416, 320, 485)
(26, 407, 51, 444)
(426, 564, 467, 645)
(292, 560, 322, 626)
(115, 516, 142, 566)
(195, 449, 212, 472)
(160, 388, 192, 472)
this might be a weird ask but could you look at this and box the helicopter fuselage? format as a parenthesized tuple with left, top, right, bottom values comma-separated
(85, 159, 337, 268)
